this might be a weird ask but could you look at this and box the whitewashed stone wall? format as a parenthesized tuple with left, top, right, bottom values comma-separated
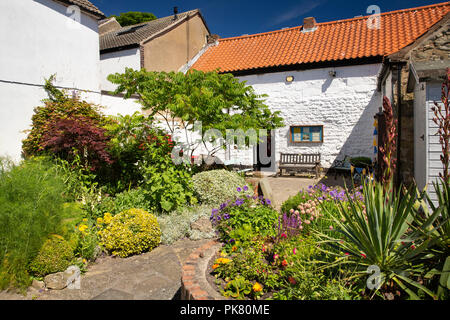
(238, 63, 383, 169)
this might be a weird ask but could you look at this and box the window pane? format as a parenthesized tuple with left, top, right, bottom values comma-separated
(292, 127, 302, 142)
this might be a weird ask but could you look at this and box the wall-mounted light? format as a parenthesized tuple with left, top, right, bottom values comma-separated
(286, 76, 294, 83)
(329, 70, 336, 77)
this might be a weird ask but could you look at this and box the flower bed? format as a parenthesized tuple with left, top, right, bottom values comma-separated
(206, 178, 450, 300)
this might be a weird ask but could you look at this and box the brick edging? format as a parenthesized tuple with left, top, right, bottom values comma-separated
(181, 240, 220, 300)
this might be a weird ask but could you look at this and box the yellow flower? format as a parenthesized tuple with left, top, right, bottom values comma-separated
(216, 258, 231, 264)
(78, 224, 88, 233)
(97, 217, 104, 224)
(212, 264, 220, 270)
(232, 246, 238, 252)
(253, 282, 263, 292)
(82, 259, 87, 264)
(220, 251, 227, 257)
(83, 218, 88, 222)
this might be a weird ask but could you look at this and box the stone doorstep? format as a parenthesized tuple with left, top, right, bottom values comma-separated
(181, 240, 224, 300)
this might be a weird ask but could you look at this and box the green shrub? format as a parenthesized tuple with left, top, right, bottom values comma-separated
(192, 170, 253, 206)
(157, 205, 216, 245)
(0, 158, 70, 290)
(22, 82, 108, 159)
(141, 159, 197, 213)
(28, 235, 74, 277)
(98, 208, 161, 258)
(89, 188, 151, 219)
(211, 194, 278, 244)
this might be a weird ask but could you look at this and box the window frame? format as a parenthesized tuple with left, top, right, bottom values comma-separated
(289, 125, 324, 143)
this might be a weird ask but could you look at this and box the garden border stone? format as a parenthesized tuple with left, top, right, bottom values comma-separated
(180, 240, 224, 300)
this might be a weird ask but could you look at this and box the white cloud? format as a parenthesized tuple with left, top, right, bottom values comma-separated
(268, 0, 327, 27)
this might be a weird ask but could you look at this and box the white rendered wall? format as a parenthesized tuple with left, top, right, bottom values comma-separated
(0, 0, 100, 91)
(100, 48, 141, 92)
(0, 0, 102, 161)
(238, 64, 382, 169)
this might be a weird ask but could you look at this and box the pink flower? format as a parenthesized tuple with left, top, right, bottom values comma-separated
(329, 225, 334, 230)
(273, 254, 279, 260)
(281, 233, 287, 239)
(361, 253, 367, 259)
(293, 248, 297, 255)
(344, 252, 349, 256)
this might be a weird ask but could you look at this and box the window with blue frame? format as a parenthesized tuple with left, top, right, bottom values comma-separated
(290, 125, 323, 143)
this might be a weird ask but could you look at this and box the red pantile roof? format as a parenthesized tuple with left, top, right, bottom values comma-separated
(192, 2, 450, 73)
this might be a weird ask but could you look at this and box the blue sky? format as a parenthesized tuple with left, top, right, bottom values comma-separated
(90, 0, 445, 38)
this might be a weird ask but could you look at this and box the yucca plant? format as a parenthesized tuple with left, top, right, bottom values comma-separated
(316, 179, 437, 299)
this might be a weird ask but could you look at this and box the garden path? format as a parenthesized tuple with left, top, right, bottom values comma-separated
(263, 175, 351, 211)
(0, 239, 210, 300)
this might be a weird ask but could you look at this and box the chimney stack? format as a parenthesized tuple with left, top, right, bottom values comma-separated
(303, 17, 317, 31)
(173, 6, 178, 19)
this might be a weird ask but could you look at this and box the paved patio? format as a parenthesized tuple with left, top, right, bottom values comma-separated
(0, 239, 210, 300)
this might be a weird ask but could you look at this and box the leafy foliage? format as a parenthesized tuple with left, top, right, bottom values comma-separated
(140, 156, 197, 213)
(28, 235, 74, 277)
(98, 209, 161, 258)
(40, 115, 113, 171)
(107, 69, 284, 157)
(102, 112, 174, 194)
(0, 158, 70, 290)
(192, 169, 253, 206)
(210, 192, 278, 244)
(110, 11, 157, 27)
(317, 179, 437, 299)
(22, 78, 107, 158)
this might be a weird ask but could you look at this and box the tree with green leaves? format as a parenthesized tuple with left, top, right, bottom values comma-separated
(107, 69, 284, 160)
(110, 12, 157, 27)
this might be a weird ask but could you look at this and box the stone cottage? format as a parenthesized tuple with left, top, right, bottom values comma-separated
(190, 2, 450, 173)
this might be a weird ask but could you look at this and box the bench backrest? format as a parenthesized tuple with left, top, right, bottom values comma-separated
(280, 153, 321, 164)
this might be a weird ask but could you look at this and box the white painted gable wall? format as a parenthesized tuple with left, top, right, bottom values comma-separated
(236, 63, 382, 169)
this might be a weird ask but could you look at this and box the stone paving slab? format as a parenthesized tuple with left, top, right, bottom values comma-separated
(0, 238, 210, 301)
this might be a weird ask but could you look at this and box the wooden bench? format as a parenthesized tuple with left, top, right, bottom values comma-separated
(277, 153, 321, 178)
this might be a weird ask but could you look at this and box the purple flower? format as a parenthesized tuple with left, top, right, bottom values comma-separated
(243, 185, 249, 191)
(220, 203, 228, 210)
(265, 199, 272, 205)
(223, 214, 230, 220)
(237, 187, 242, 192)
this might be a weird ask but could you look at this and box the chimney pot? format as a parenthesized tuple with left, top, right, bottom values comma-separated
(174, 6, 178, 19)
(303, 17, 317, 30)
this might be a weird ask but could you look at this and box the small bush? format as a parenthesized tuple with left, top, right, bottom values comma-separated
(211, 193, 279, 244)
(28, 235, 74, 277)
(157, 205, 216, 245)
(98, 209, 161, 258)
(0, 158, 70, 289)
(88, 188, 151, 219)
(192, 170, 253, 206)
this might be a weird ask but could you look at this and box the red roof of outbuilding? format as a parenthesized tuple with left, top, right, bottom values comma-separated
(192, 2, 450, 73)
